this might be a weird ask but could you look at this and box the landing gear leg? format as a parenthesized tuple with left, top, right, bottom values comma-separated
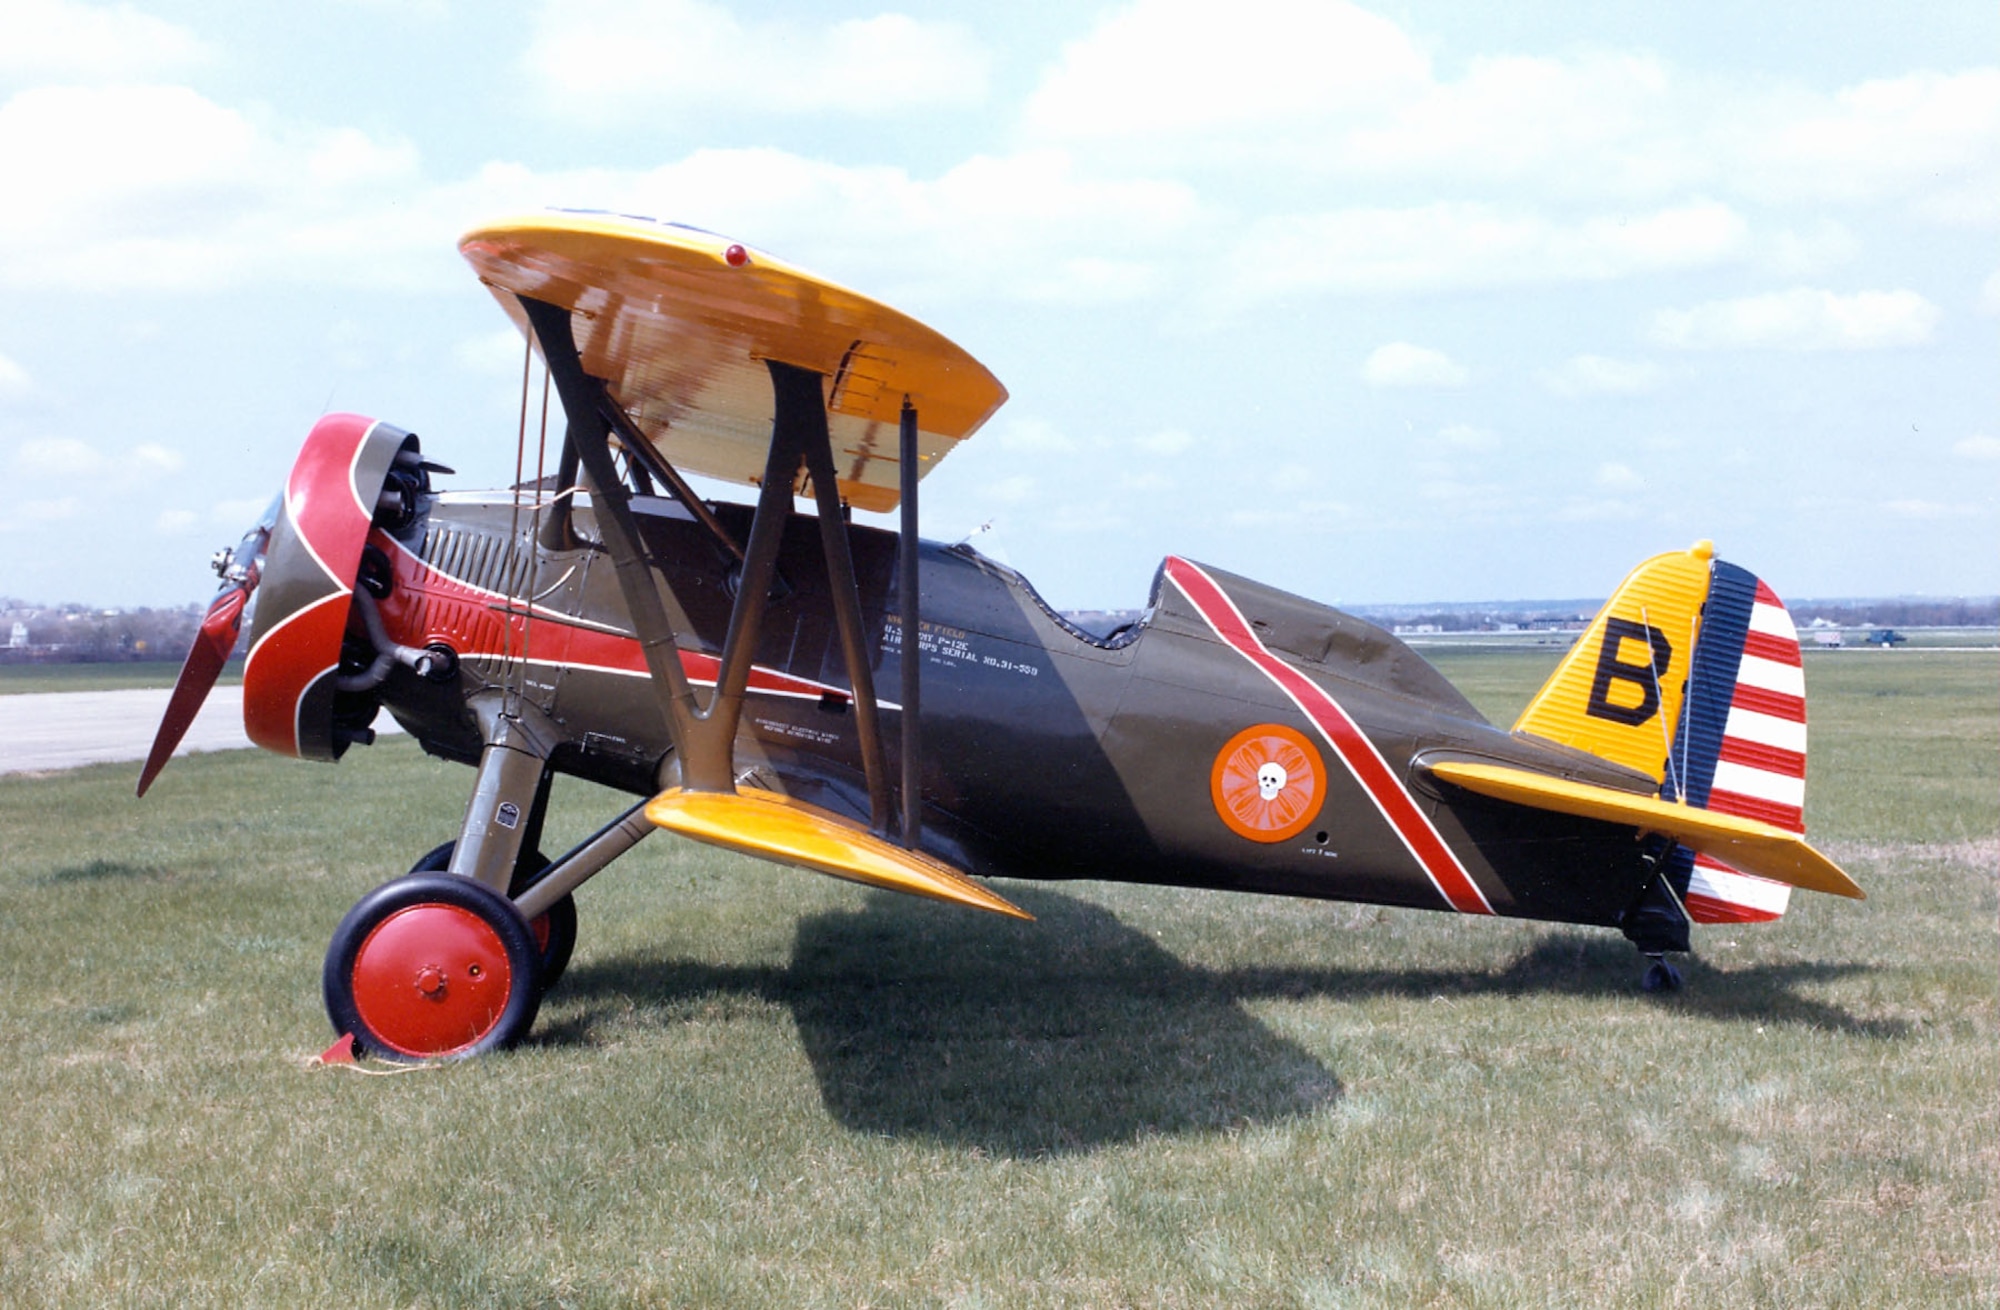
(448, 731, 551, 896)
(1622, 843, 1693, 995)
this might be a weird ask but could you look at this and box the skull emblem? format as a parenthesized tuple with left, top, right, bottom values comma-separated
(1256, 761, 1288, 802)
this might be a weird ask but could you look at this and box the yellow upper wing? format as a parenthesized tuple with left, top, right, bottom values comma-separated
(460, 211, 1008, 512)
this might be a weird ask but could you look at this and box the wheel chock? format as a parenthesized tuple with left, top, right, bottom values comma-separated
(316, 1032, 359, 1065)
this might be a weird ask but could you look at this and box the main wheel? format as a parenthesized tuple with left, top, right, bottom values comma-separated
(324, 874, 542, 1061)
(408, 841, 578, 991)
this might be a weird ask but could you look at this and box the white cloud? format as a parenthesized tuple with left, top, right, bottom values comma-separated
(1650, 288, 1941, 351)
(1220, 201, 1747, 301)
(0, 103, 1206, 303)
(454, 328, 529, 376)
(1539, 354, 1664, 398)
(1132, 428, 1194, 457)
(12, 435, 183, 484)
(0, 351, 28, 397)
(0, 0, 213, 80)
(526, 0, 989, 121)
(22, 496, 80, 523)
(1554, 496, 1642, 523)
(986, 475, 1035, 505)
(131, 443, 183, 475)
(0, 85, 259, 241)
(1334, 51, 1701, 197)
(1362, 343, 1467, 389)
(1435, 424, 1498, 452)
(209, 497, 271, 526)
(992, 416, 1075, 454)
(1022, 6, 1999, 216)
(1761, 220, 1859, 276)
(1952, 435, 2000, 461)
(1595, 462, 1644, 492)
(305, 127, 422, 189)
(1734, 70, 2000, 209)
(1981, 270, 2000, 315)
(1023, 0, 1428, 146)
(155, 508, 200, 535)
(1883, 498, 1975, 520)
(588, 147, 1201, 307)
(15, 436, 107, 477)
(0, 84, 431, 292)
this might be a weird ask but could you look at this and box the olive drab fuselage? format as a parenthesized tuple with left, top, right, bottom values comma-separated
(349, 489, 1663, 929)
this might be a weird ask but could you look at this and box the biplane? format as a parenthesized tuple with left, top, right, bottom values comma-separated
(138, 211, 1862, 1062)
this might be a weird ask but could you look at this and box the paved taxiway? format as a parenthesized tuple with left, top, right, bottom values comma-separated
(0, 687, 402, 777)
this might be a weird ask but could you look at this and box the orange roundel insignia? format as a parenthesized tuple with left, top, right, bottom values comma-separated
(1210, 724, 1325, 843)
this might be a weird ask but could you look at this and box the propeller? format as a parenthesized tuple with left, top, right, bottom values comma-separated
(136, 507, 274, 797)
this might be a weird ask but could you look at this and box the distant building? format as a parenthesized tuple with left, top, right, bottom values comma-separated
(8, 622, 25, 649)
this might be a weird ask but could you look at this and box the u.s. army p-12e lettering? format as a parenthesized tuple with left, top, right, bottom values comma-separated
(138, 211, 1861, 1061)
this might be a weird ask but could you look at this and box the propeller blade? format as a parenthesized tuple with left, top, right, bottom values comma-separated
(136, 585, 249, 796)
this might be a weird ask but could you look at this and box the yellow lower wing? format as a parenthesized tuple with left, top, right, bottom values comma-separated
(644, 786, 1032, 920)
(1426, 761, 1864, 901)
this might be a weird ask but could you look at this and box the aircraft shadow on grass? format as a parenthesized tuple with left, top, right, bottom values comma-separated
(1220, 931, 1907, 1041)
(543, 887, 1900, 1157)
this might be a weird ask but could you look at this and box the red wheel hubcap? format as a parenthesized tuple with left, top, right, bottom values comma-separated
(351, 903, 514, 1057)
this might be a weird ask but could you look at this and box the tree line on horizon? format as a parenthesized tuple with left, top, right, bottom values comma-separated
(1, 593, 1994, 665)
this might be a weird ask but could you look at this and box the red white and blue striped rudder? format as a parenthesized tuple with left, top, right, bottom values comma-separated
(1662, 561, 1808, 924)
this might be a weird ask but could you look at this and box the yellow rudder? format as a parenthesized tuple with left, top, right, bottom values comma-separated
(1512, 540, 1716, 783)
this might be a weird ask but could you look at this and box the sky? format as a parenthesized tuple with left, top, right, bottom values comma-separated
(0, 0, 1994, 612)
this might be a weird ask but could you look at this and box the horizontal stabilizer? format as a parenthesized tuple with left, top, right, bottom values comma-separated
(1426, 761, 1863, 901)
(645, 786, 1032, 920)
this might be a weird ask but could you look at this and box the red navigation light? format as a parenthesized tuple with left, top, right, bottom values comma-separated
(724, 244, 750, 268)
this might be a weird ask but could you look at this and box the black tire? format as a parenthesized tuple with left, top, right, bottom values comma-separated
(323, 874, 542, 1062)
(409, 841, 578, 992)
(1641, 958, 1684, 994)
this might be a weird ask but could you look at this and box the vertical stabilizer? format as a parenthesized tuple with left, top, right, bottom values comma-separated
(1515, 543, 1810, 926)
(1513, 541, 1714, 782)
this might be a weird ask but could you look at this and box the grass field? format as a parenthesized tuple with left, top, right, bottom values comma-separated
(0, 651, 1992, 1307)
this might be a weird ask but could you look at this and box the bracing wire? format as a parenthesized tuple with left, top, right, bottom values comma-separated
(1680, 612, 1701, 806)
(1640, 604, 1683, 802)
(499, 331, 534, 700)
(513, 362, 552, 686)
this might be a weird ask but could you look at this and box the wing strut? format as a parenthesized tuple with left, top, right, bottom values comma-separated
(520, 296, 706, 757)
(600, 400, 746, 565)
(898, 398, 923, 847)
(783, 360, 893, 834)
(517, 296, 908, 835)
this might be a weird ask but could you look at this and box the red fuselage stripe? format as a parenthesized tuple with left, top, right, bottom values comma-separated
(1165, 558, 1493, 915)
(377, 532, 854, 704)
